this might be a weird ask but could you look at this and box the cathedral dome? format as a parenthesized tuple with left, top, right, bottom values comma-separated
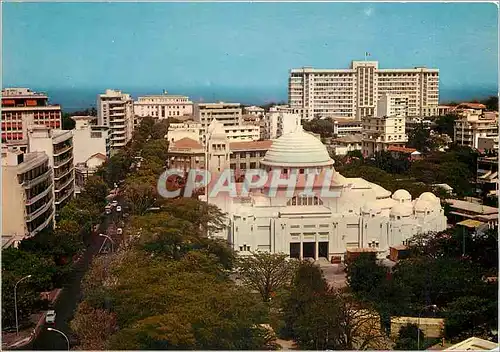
(261, 125, 334, 168)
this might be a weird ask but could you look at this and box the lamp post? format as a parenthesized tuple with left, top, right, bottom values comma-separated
(99, 233, 115, 252)
(417, 304, 437, 350)
(14, 274, 32, 335)
(47, 328, 69, 350)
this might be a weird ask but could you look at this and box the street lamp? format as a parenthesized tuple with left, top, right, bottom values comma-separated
(99, 233, 115, 252)
(14, 274, 32, 335)
(417, 304, 438, 350)
(47, 328, 70, 350)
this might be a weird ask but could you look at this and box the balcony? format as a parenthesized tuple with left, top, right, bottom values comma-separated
(25, 185, 53, 206)
(25, 196, 54, 222)
(55, 188, 74, 205)
(53, 144, 73, 157)
(22, 169, 52, 189)
(111, 135, 126, 141)
(54, 166, 73, 181)
(55, 175, 74, 192)
(54, 155, 73, 169)
(28, 210, 55, 237)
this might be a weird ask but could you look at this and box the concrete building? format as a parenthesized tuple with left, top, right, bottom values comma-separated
(446, 199, 498, 229)
(331, 119, 363, 136)
(167, 121, 204, 144)
(205, 125, 447, 259)
(289, 60, 439, 120)
(97, 89, 134, 152)
(75, 153, 107, 190)
(1, 88, 62, 142)
(167, 137, 206, 171)
(362, 115, 408, 156)
(27, 126, 75, 214)
(437, 105, 453, 116)
(476, 156, 499, 198)
(331, 134, 363, 156)
(454, 114, 498, 150)
(229, 140, 273, 175)
(134, 91, 193, 120)
(262, 106, 301, 140)
(72, 116, 110, 164)
(244, 106, 265, 117)
(2, 148, 55, 245)
(376, 94, 410, 118)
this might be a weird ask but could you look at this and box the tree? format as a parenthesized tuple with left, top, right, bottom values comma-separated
(237, 252, 297, 302)
(481, 96, 498, 111)
(123, 175, 157, 215)
(71, 301, 118, 350)
(345, 253, 386, 299)
(407, 123, 434, 153)
(394, 323, 423, 350)
(433, 113, 459, 138)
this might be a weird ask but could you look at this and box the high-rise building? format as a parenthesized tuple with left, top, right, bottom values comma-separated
(2, 148, 55, 246)
(134, 91, 193, 122)
(261, 105, 301, 140)
(97, 89, 134, 152)
(289, 60, 439, 121)
(1, 88, 62, 142)
(28, 126, 75, 214)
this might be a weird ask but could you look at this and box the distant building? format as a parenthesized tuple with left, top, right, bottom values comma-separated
(362, 116, 408, 157)
(243, 106, 265, 117)
(261, 106, 301, 140)
(71, 116, 110, 164)
(1, 88, 62, 142)
(97, 89, 135, 152)
(289, 60, 439, 120)
(134, 91, 193, 121)
(2, 148, 55, 245)
(331, 134, 363, 156)
(437, 105, 453, 116)
(75, 153, 107, 190)
(167, 121, 204, 144)
(445, 199, 498, 229)
(476, 156, 499, 198)
(331, 119, 363, 136)
(27, 126, 75, 215)
(454, 113, 498, 150)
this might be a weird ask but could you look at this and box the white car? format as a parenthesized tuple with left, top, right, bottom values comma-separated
(105, 206, 112, 215)
(117, 228, 123, 235)
(116, 206, 122, 212)
(45, 310, 56, 324)
(111, 200, 118, 207)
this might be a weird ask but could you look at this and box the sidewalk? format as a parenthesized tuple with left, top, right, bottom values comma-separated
(2, 288, 63, 350)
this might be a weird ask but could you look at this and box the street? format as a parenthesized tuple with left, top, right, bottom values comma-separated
(26, 214, 114, 350)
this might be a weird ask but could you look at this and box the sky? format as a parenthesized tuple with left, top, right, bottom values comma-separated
(2, 2, 499, 107)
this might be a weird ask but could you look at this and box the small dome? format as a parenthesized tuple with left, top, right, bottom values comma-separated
(419, 192, 440, 204)
(390, 203, 413, 217)
(261, 125, 334, 168)
(414, 198, 439, 213)
(392, 189, 412, 202)
(362, 201, 382, 214)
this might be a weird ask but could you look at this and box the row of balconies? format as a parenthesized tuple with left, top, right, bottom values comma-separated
(27, 209, 55, 237)
(25, 185, 53, 206)
(22, 168, 52, 189)
(25, 195, 54, 222)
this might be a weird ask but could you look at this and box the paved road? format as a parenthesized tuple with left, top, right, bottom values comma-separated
(26, 215, 113, 350)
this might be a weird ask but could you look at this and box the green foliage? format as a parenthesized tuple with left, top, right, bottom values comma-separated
(407, 123, 435, 153)
(303, 118, 337, 138)
(394, 323, 423, 350)
(481, 96, 498, 111)
(345, 253, 386, 299)
(433, 113, 459, 137)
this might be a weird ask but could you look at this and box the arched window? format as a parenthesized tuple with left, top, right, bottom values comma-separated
(287, 195, 323, 206)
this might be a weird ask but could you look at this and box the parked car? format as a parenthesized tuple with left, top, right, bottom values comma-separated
(116, 206, 122, 212)
(117, 228, 123, 235)
(111, 200, 118, 207)
(105, 205, 112, 215)
(45, 310, 56, 324)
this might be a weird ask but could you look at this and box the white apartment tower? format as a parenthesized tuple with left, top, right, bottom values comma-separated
(98, 89, 134, 152)
(2, 148, 55, 245)
(262, 105, 302, 140)
(289, 60, 439, 121)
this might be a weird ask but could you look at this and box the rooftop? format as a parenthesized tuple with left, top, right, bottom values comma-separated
(169, 137, 204, 151)
(229, 140, 273, 151)
(446, 199, 498, 215)
(387, 146, 418, 154)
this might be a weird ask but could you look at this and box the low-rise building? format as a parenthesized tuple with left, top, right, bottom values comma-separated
(75, 153, 107, 190)
(72, 116, 110, 164)
(454, 115, 498, 150)
(167, 137, 205, 171)
(134, 91, 193, 120)
(331, 134, 363, 156)
(445, 199, 498, 228)
(1, 88, 62, 142)
(243, 106, 265, 117)
(476, 156, 499, 198)
(362, 116, 408, 156)
(2, 148, 55, 245)
(28, 126, 75, 214)
(332, 119, 363, 136)
(229, 140, 273, 175)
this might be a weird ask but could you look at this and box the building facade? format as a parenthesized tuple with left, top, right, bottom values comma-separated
(97, 89, 135, 152)
(376, 94, 410, 118)
(1, 88, 62, 142)
(362, 115, 408, 156)
(331, 134, 363, 156)
(28, 126, 75, 214)
(205, 126, 447, 260)
(72, 116, 110, 164)
(454, 115, 498, 150)
(262, 106, 301, 140)
(331, 119, 363, 136)
(289, 60, 439, 120)
(2, 148, 55, 245)
(134, 91, 193, 120)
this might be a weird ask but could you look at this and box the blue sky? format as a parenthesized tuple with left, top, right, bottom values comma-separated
(2, 2, 498, 106)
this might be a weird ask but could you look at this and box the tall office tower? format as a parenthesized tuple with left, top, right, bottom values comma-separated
(289, 60, 439, 121)
(97, 89, 134, 153)
(1, 88, 62, 143)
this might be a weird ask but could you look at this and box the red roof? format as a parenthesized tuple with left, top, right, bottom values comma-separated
(456, 102, 487, 110)
(387, 146, 417, 154)
(229, 140, 273, 151)
(171, 137, 203, 150)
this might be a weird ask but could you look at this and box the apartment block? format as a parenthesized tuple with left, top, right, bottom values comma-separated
(2, 148, 55, 245)
(72, 116, 110, 164)
(229, 140, 274, 174)
(1, 88, 62, 142)
(331, 119, 363, 136)
(97, 89, 134, 152)
(134, 91, 193, 121)
(167, 121, 204, 144)
(244, 106, 265, 117)
(262, 106, 301, 140)
(289, 60, 439, 121)
(362, 116, 408, 156)
(376, 94, 410, 118)
(28, 126, 75, 214)
(454, 114, 498, 150)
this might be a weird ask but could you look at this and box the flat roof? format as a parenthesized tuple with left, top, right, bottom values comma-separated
(457, 219, 486, 229)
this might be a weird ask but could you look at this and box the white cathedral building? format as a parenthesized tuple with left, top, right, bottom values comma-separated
(202, 122, 447, 260)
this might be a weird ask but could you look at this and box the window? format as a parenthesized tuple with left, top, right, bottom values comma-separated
(287, 196, 323, 206)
